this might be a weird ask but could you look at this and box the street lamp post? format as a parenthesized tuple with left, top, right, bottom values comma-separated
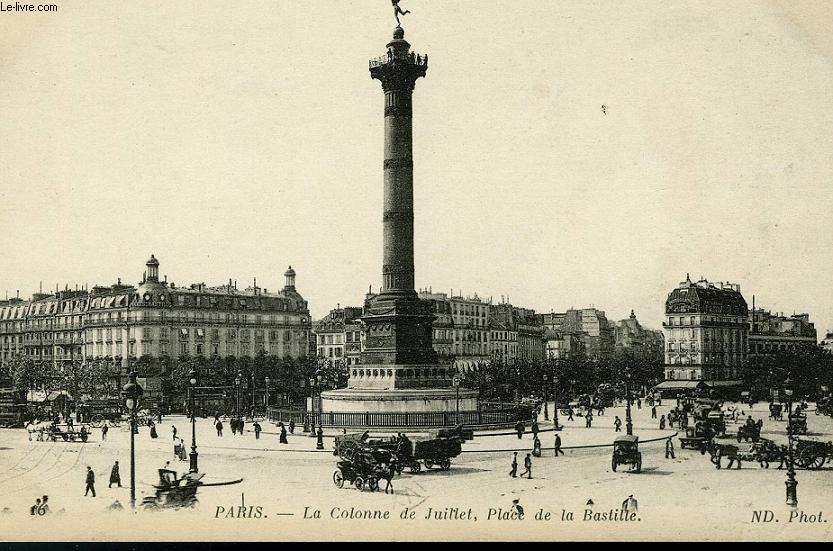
(264, 376, 270, 419)
(542, 373, 549, 421)
(785, 377, 798, 507)
(234, 369, 242, 420)
(453, 375, 461, 425)
(121, 370, 143, 510)
(251, 371, 256, 417)
(625, 377, 634, 436)
(188, 368, 199, 473)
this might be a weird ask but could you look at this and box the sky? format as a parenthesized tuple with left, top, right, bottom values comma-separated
(1, 1, 832, 336)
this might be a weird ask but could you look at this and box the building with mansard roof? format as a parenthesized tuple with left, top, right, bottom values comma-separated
(0, 256, 312, 375)
(662, 274, 748, 382)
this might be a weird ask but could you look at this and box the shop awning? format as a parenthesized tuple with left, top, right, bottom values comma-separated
(703, 380, 745, 388)
(652, 380, 705, 390)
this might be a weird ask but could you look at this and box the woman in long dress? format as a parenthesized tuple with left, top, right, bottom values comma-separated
(279, 423, 288, 444)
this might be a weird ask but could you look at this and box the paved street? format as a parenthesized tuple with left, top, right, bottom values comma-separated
(1, 401, 832, 541)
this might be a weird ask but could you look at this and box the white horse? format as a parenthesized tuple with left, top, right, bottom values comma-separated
(25, 420, 53, 441)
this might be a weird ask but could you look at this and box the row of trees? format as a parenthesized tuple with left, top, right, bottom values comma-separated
(5, 347, 831, 408)
(1, 352, 349, 408)
(740, 347, 833, 399)
(459, 350, 665, 403)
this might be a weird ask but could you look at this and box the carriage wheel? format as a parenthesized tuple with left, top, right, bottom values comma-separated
(411, 462, 421, 473)
(424, 460, 434, 470)
(811, 455, 826, 470)
(795, 450, 811, 469)
(368, 478, 379, 492)
(354, 476, 364, 491)
(439, 459, 451, 471)
(90, 415, 102, 428)
(333, 470, 345, 489)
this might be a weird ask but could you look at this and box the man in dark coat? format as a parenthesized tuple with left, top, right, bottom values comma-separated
(289, 419, 295, 434)
(520, 453, 533, 479)
(651, 405, 657, 419)
(279, 423, 288, 444)
(531, 420, 539, 439)
(614, 416, 622, 432)
(554, 433, 564, 456)
(215, 419, 223, 437)
(253, 421, 262, 439)
(109, 461, 121, 488)
(509, 452, 518, 478)
(84, 466, 96, 497)
(515, 420, 524, 440)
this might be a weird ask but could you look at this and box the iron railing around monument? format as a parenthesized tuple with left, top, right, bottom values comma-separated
(265, 404, 533, 429)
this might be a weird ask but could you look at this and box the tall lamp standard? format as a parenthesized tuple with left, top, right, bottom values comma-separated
(188, 368, 199, 473)
(624, 369, 634, 436)
(251, 370, 256, 418)
(121, 370, 143, 510)
(453, 375, 461, 425)
(234, 369, 242, 420)
(264, 376, 270, 419)
(542, 373, 550, 421)
(784, 377, 798, 507)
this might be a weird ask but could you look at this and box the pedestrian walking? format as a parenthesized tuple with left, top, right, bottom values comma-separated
(637, 398, 642, 410)
(515, 420, 525, 439)
(622, 495, 638, 514)
(239, 418, 245, 435)
(585, 411, 593, 428)
(289, 419, 295, 434)
(509, 452, 518, 478)
(172, 425, 177, 440)
(651, 405, 657, 419)
(531, 419, 539, 439)
(253, 421, 262, 439)
(84, 466, 96, 497)
(659, 414, 666, 430)
(614, 416, 622, 432)
(532, 435, 542, 457)
(279, 422, 288, 444)
(215, 419, 224, 437)
(665, 437, 675, 459)
(108, 461, 121, 488)
(520, 453, 533, 479)
(149, 422, 158, 439)
(554, 433, 564, 456)
(567, 407, 574, 422)
(101, 424, 108, 441)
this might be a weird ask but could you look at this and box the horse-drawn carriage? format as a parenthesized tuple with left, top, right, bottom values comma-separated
(611, 435, 642, 473)
(788, 413, 808, 435)
(680, 406, 727, 450)
(334, 426, 469, 474)
(142, 468, 242, 510)
(769, 402, 784, 420)
(794, 439, 833, 470)
(816, 397, 833, 418)
(736, 419, 763, 443)
(78, 399, 123, 427)
(332, 449, 395, 492)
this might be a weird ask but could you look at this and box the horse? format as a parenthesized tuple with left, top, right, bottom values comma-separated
(752, 439, 785, 469)
(25, 421, 53, 442)
(703, 439, 743, 469)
